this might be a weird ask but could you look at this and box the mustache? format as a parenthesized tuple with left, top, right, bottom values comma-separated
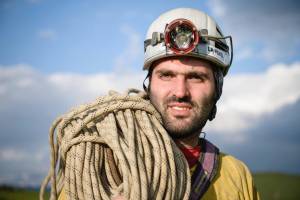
(165, 95, 195, 106)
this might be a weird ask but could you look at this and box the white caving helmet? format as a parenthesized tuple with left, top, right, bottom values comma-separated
(143, 8, 233, 120)
(143, 7, 233, 76)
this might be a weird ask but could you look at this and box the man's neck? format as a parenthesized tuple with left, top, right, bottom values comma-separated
(175, 133, 200, 148)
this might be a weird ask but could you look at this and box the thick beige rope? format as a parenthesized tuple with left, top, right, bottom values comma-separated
(40, 89, 191, 200)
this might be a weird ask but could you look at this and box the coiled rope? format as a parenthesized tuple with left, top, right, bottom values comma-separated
(40, 89, 191, 200)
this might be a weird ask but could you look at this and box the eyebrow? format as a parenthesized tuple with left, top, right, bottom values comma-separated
(155, 69, 210, 79)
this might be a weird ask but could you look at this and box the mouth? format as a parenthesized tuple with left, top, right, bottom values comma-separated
(167, 103, 192, 117)
(170, 106, 190, 110)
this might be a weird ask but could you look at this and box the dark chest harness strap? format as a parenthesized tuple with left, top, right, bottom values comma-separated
(189, 138, 220, 200)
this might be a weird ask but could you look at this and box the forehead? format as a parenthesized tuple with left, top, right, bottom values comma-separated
(152, 57, 214, 74)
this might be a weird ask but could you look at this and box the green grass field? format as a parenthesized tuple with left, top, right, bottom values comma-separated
(0, 186, 49, 200)
(0, 173, 299, 200)
(254, 173, 300, 200)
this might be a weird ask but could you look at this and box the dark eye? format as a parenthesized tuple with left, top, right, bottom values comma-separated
(187, 73, 205, 82)
(159, 71, 174, 80)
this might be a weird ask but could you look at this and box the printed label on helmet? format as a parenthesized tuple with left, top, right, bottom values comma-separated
(208, 46, 224, 60)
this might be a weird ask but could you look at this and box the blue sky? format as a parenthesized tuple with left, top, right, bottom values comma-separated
(1, 0, 213, 74)
(0, 0, 300, 186)
(3, 0, 299, 74)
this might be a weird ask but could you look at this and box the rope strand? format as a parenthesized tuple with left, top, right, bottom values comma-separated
(40, 89, 191, 200)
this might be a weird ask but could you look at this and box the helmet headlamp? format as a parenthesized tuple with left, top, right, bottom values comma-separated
(164, 19, 199, 54)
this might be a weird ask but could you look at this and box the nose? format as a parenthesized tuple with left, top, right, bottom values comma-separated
(172, 77, 190, 98)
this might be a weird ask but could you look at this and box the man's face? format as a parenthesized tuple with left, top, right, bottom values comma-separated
(149, 57, 216, 139)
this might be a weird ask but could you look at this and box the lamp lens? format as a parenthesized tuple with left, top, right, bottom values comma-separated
(165, 19, 199, 54)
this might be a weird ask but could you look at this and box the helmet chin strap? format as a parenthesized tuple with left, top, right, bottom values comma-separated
(143, 65, 155, 94)
(143, 72, 150, 94)
(209, 67, 224, 121)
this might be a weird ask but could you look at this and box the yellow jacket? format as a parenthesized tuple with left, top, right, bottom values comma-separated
(58, 153, 260, 200)
(199, 153, 260, 200)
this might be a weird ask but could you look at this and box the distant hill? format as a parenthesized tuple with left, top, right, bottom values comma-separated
(1, 172, 299, 199)
(254, 172, 300, 200)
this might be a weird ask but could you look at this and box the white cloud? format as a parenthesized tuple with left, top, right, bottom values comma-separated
(0, 64, 145, 111)
(206, 0, 300, 63)
(0, 147, 46, 162)
(260, 44, 298, 62)
(0, 145, 50, 186)
(2, 62, 299, 138)
(47, 71, 146, 102)
(0, 148, 28, 162)
(235, 47, 254, 61)
(206, 62, 300, 142)
(1, 62, 300, 184)
(37, 28, 57, 40)
(206, 0, 227, 18)
(113, 24, 142, 72)
(0, 64, 146, 186)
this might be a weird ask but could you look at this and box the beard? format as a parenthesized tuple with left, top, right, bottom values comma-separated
(149, 93, 214, 139)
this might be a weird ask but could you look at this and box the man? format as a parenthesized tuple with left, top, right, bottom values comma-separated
(55, 7, 260, 200)
(143, 8, 260, 200)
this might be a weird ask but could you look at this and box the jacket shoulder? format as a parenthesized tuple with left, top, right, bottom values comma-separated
(219, 153, 252, 178)
(202, 152, 260, 200)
